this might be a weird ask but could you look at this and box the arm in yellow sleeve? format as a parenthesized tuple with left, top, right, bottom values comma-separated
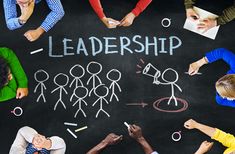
(212, 129, 235, 148)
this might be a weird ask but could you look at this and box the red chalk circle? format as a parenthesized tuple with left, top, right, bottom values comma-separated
(153, 97, 188, 113)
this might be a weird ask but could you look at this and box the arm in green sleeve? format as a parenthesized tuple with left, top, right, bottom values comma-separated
(184, 0, 197, 9)
(217, 2, 235, 25)
(0, 48, 28, 88)
(0, 78, 17, 102)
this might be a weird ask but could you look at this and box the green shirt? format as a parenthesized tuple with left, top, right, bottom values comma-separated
(0, 47, 28, 102)
(184, 0, 235, 25)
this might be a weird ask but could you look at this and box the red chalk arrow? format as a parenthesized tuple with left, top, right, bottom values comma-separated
(126, 102, 148, 108)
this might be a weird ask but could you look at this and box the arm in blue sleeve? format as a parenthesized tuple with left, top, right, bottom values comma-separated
(40, 0, 65, 32)
(3, 0, 23, 30)
(216, 94, 235, 108)
(205, 48, 235, 72)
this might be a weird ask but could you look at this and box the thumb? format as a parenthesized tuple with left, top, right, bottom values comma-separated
(16, 91, 21, 99)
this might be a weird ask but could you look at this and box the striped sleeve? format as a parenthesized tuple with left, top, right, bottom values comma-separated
(3, 0, 23, 30)
(40, 0, 65, 32)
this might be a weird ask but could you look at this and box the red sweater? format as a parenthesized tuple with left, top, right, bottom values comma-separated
(89, 0, 152, 19)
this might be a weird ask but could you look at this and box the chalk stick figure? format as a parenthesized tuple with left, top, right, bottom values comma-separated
(51, 73, 69, 110)
(34, 69, 49, 102)
(106, 69, 122, 102)
(143, 63, 182, 106)
(71, 86, 88, 118)
(86, 61, 103, 96)
(69, 64, 85, 88)
(92, 84, 110, 118)
(158, 68, 182, 106)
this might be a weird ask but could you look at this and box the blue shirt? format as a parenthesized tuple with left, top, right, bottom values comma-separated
(3, 0, 65, 32)
(205, 48, 235, 108)
(26, 143, 50, 154)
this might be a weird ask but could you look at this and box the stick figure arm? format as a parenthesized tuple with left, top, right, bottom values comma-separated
(34, 83, 40, 93)
(174, 84, 182, 92)
(87, 76, 93, 85)
(69, 79, 76, 87)
(103, 99, 109, 104)
(109, 83, 113, 89)
(92, 98, 100, 106)
(95, 76, 102, 84)
(62, 88, 68, 94)
(42, 84, 47, 90)
(82, 100, 88, 106)
(115, 83, 122, 92)
(51, 87, 60, 93)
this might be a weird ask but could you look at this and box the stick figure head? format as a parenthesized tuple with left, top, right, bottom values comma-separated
(74, 86, 88, 99)
(161, 68, 179, 83)
(106, 69, 121, 82)
(34, 69, 49, 83)
(54, 73, 69, 87)
(70, 64, 85, 78)
(86, 61, 102, 75)
(94, 84, 109, 98)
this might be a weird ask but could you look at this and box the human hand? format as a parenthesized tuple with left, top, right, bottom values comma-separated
(119, 12, 136, 27)
(186, 8, 199, 21)
(102, 133, 123, 146)
(195, 141, 214, 154)
(24, 27, 44, 42)
(101, 17, 120, 29)
(128, 124, 144, 141)
(188, 57, 207, 76)
(197, 18, 217, 33)
(16, 88, 28, 99)
(18, 0, 35, 22)
(184, 119, 198, 129)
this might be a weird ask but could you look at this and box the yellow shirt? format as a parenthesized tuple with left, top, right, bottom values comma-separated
(212, 129, 235, 154)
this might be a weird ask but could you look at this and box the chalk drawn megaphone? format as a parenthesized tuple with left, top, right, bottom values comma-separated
(142, 63, 161, 85)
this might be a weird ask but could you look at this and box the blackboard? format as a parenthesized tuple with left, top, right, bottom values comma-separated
(0, 0, 235, 153)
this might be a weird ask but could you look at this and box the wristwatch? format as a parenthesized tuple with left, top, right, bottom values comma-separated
(18, 18, 26, 25)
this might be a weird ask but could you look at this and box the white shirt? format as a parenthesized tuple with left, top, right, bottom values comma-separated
(9, 126, 66, 154)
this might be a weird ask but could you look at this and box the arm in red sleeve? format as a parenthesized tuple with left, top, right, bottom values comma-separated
(132, 0, 152, 17)
(89, 0, 105, 19)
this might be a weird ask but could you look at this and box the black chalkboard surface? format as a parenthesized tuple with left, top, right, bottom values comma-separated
(0, 0, 235, 153)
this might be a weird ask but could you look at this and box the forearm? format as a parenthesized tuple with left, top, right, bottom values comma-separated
(197, 57, 208, 68)
(89, 0, 105, 19)
(217, 4, 235, 25)
(195, 123, 216, 138)
(3, 0, 23, 30)
(87, 141, 107, 154)
(41, 0, 65, 32)
(132, 0, 152, 17)
(137, 137, 154, 154)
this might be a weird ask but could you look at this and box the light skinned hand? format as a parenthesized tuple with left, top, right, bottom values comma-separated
(197, 18, 217, 33)
(188, 57, 208, 76)
(24, 27, 44, 42)
(184, 119, 198, 129)
(119, 12, 136, 27)
(186, 8, 199, 21)
(102, 133, 123, 146)
(101, 17, 120, 29)
(196, 141, 214, 154)
(188, 61, 201, 76)
(128, 124, 143, 141)
(18, 0, 35, 22)
(16, 88, 28, 99)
